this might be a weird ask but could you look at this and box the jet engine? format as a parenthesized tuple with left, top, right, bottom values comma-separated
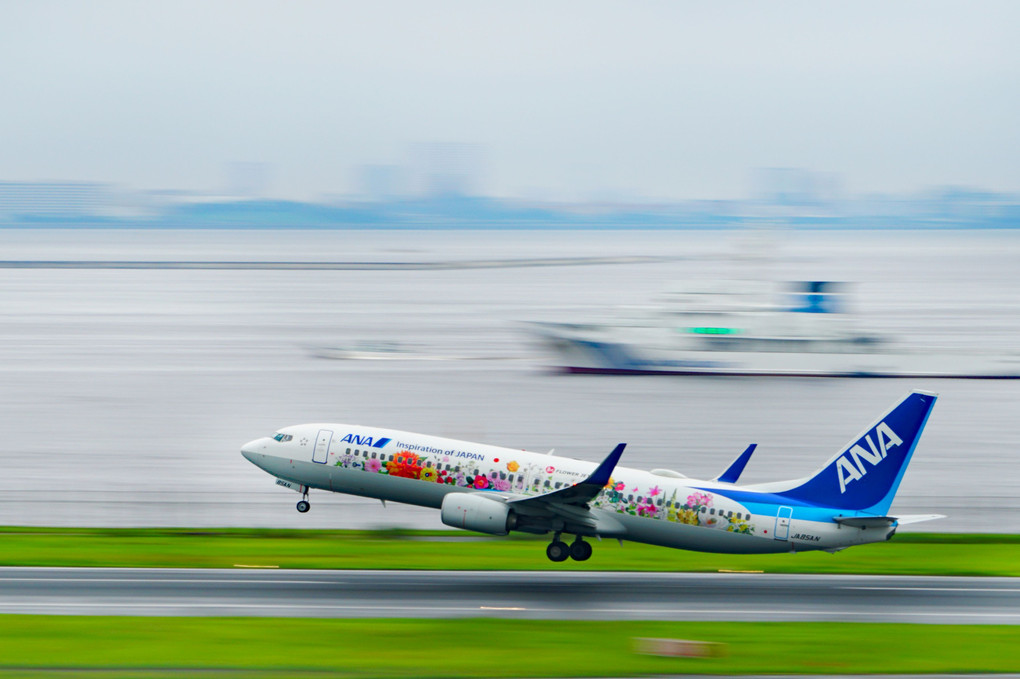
(440, 492, 514, 535)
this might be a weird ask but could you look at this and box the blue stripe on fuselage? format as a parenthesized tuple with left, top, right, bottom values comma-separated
(696, 486, 840, 523)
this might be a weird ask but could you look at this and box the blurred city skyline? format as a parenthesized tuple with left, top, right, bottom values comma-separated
(2, 1, 1019, 204)
(1, 161, 1019, 229)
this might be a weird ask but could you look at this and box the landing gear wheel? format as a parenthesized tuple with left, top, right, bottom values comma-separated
(296, 500, 310, 513)
(569, 539, 592, 562)
(546, 540, 569, 562)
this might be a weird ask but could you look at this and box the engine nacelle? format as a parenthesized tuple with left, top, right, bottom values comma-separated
(440, 492, 513, 535)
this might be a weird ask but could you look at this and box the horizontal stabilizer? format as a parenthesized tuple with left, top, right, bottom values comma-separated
(896, 514, 946, 525)
(834, 516, 897, 528)
(713, 444, 757, 484)
(835, 513, 946, 528)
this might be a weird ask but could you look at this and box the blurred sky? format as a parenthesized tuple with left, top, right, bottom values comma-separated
(1, 1, 1018, 201)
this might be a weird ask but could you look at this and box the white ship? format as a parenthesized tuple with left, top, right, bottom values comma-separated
(531, 280, 1020, 378)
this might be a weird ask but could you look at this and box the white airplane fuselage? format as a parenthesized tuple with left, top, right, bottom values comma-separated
(242, 424, 893, 556)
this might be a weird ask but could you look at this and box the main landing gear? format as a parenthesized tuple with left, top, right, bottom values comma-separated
(296, 487, 310, 513)
(545, 532, 593, 562)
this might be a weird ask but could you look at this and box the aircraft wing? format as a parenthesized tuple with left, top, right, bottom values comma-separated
(508, 443, 626, 509)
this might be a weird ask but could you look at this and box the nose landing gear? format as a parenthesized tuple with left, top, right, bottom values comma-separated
(296, 487, 310, 513)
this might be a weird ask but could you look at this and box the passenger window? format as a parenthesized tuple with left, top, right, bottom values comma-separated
(710, 508, 715, 515)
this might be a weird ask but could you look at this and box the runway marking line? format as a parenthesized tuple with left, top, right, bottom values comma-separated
(479, 606, 526, 611)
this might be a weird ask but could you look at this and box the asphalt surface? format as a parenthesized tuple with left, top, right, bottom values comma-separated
(1, 568, 1018, 623)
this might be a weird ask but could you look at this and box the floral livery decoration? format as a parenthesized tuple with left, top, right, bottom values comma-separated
(334, 448, 754, 534)
(386, 451, 423, 479)
(335, 449, 516, 492)
(594, 483, 754, 534)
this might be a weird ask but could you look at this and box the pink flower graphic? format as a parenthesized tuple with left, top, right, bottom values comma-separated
(473, 475, 489, 489)
(637, 502, 658, 518)
(493, 478, 511, 492)
(613, 482, 625, 492)
(649, 485, 661, 497)
(366, 458, 382, 473)
(687, 492, 713, 508)
(546, 466, 555, 474)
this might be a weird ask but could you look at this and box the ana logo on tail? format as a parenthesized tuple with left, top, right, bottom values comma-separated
(836, 422, 903, 494)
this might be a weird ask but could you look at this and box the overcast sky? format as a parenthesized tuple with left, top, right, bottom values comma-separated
(2, 1, 1018, 201)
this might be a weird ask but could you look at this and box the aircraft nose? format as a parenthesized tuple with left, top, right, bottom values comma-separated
(241, 437, 268, 463)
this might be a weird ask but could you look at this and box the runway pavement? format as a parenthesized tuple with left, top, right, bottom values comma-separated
(1, 568, 1018, 623)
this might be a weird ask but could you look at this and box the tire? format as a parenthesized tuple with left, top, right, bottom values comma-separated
(569, 540, 592, 561)
(546, 540, 569, 562)
(296, 500, 310, 513)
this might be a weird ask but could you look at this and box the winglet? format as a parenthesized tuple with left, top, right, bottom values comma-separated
(509, 443, 626, 508)
(588, 443, 626, 488)
(713, 444, 757, 484)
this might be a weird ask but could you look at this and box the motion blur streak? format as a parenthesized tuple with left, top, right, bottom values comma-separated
(0, 229, 1018, 532)
(2, 568, 1019, 623)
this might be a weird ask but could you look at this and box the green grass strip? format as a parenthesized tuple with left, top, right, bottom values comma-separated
(0, 617, 1017, 677)
(1, 528, 1018, 576)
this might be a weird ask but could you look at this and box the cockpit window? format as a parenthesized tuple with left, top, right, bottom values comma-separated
(273, 433, 293, 442)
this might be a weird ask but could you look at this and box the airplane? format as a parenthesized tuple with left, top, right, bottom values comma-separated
(241, 390, 942, 561)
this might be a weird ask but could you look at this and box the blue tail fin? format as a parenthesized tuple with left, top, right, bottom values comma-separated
(776, 391, 937, 515)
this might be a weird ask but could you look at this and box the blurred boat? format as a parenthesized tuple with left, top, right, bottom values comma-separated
(310, 341, 519, 362)
(531, 280, 1020, 378)
(311, 341, 454, 361)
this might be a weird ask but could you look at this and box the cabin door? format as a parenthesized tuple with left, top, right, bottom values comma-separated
(313, 429, 333, 464)
(774, 506, 792, 540)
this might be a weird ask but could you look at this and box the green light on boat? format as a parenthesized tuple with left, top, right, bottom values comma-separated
(688, 327, 741, 335)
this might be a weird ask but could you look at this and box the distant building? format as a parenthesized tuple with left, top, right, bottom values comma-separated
(356, 164, 408, 202)
(0, 181, 115, 221)
(409, 142, 484, 197)
(752, 168, 841, 208)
